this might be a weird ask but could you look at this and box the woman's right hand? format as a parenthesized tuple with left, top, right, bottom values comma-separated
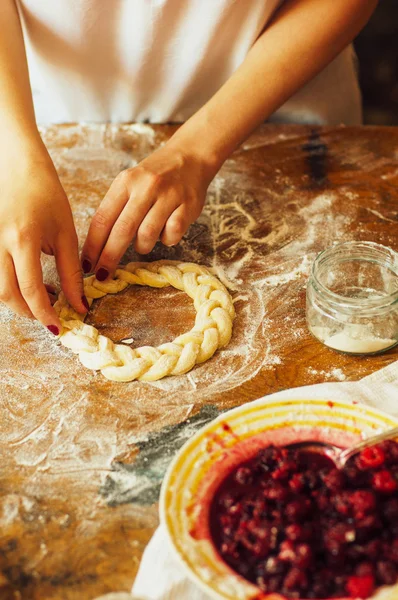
(0, 140, 88, 334)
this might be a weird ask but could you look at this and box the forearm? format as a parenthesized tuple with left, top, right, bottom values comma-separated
(171, 0, 377, 170)
(0, 0, 42, 152)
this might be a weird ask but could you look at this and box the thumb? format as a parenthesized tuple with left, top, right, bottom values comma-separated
(54, 230, 88, 315)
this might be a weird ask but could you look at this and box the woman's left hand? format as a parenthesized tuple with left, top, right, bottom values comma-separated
(81, 141, 217, 280)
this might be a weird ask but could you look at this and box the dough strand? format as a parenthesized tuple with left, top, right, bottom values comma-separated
(53, 260, 235, 382)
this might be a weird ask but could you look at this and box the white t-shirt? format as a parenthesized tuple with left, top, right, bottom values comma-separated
(17, 0, 362, 125)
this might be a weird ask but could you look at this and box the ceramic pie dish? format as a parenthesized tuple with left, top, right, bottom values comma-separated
(160, 397, 398, 600)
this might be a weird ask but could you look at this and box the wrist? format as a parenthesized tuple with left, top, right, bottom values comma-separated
(1, 126, 50, 166)
(167, 112, 231, 182)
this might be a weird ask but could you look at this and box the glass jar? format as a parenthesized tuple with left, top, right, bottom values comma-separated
(306, 241, 398, 355)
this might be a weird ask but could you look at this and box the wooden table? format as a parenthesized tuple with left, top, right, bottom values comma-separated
(1, 124, 397, 600)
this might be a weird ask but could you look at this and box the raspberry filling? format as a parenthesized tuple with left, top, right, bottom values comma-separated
(210, 441, 398, 599)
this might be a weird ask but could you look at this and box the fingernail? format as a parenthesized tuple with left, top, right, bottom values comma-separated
(82, 259, 92, 274)
(47, 325, 60, 336)
(82, 295, 90, 311)
(46, 284, 57, 293)
(96, 267, 109, 282)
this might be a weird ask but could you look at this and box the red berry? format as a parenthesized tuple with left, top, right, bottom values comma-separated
(376, 561, 397, 585)
(278, 540, 295, 562)
(264, 556, 285, 575)
(372, 470, 398, 493)
(350, 490, 377, 518)
(357, 445, 386, 470)
(289, 473, 305, 492)
(322, 468, 345, 491)
(285, 523, 313, 542)
(285, 498, 311, 521)
(220, 492, 236, 509)
(292, 543, 312, 569)
(325, 522, 356, 546)
(264, 482, 289, 502)
(227, 501, 242, 515)
(346, 574, 375, 598)
(283, 567, 308, 591)
(235, 467, 253, 485)
(333, 491, 352, 515)
(271, 460, 296, 481)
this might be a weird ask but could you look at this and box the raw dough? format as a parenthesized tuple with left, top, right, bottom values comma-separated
(53, 260, 235, 382)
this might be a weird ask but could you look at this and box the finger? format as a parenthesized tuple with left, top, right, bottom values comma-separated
(134, 195, 180, 255)
(0, 254, 34, 318)
(81, 172, 132, 273)
(95, 194, 180, 277)
(93, 196, 162, 281)
(13, 247, 61, 332)
(160, 205, 192, 247)
(54, 231, 88, 314)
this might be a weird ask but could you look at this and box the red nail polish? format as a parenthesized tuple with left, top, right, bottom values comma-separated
(82, 295, 90, 311)
(47, 325, 59, 336)
(96, 268, 109, 282)
(82, 259, 92, 274)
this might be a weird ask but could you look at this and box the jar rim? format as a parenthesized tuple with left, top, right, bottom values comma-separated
(311, 241, 398, 309)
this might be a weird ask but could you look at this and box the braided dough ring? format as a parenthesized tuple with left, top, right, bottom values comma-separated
(53, 260, 235, 382)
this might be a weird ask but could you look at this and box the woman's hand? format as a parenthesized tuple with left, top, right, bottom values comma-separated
(81, 141, 217, 280)
(0, 143, 87, 333)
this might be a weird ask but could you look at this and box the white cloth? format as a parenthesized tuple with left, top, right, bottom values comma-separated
(17, 0, 361, 126)
(124, 361, 398, 600)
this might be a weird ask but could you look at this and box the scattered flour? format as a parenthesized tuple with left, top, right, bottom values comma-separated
(307, 367, 346, 381)
(5, 123, 392, 593)
(0, 124, 360, 528)
(259, 255, 311, 287)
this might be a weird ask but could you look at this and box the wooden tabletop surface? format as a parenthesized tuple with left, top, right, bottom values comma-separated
(1, 123, 398, 600)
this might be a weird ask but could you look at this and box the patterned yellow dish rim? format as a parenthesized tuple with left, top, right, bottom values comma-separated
(160, 397, 398, 600)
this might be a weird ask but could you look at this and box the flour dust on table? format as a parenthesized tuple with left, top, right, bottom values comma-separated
(0, 126, 368, 497)
(2, 124, 398, 599)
